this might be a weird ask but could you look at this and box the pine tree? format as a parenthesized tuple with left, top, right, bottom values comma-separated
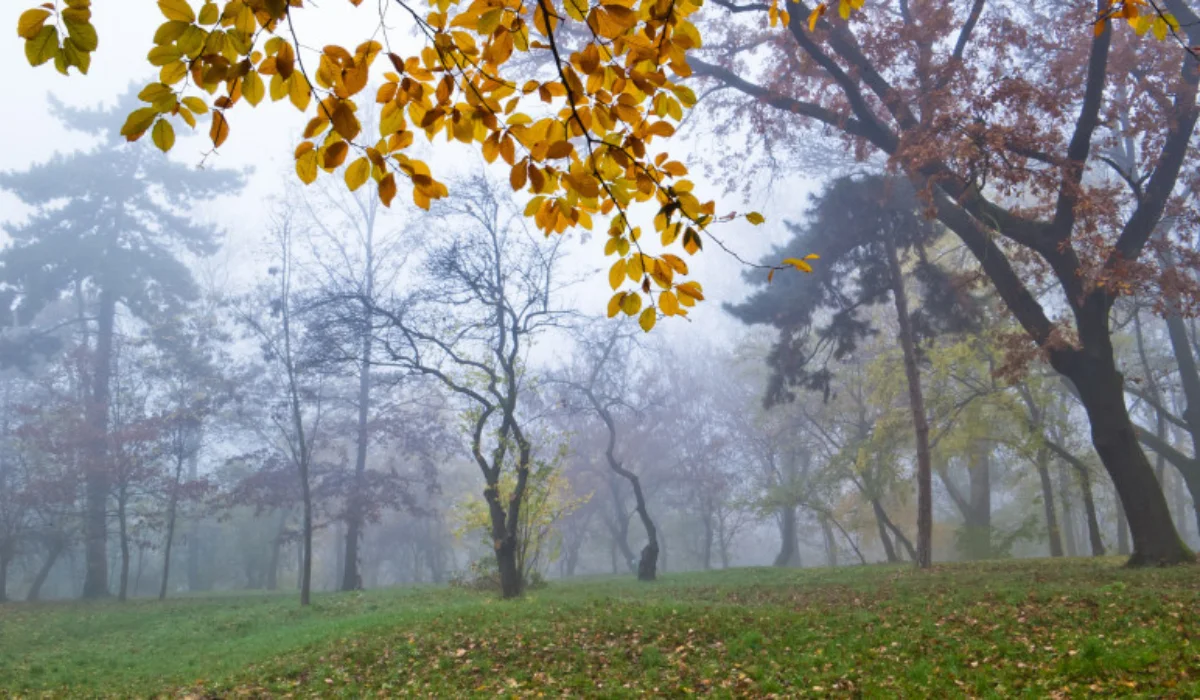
(0, 89, 241, 598)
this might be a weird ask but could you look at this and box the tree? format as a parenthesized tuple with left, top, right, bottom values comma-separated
(690, 0, 1200, 565)
(557, 325, 661, 580)
(288, 171, 408, 592)
(234, 211, 326, 606)
(728, 175, 978, 567)
(371, 175, 568, 598)
(18, 0, 1198, 570)
(0, 93, 239, 597)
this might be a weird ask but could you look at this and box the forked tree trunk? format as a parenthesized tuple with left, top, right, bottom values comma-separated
(820, 515, 838, 567)
(883, 231, 933, 568)
(82, 288, 116, 600)
(27, 534, 65, 602)
(871, 499, 900, 563)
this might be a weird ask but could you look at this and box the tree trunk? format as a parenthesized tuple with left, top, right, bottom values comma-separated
(1035, 447, 1065, 557)
(593, 390, 659, 581)
(117, 490, 129, 602)
(341, 295, 373, 592)
(773, 505, 803, 566)
(883, 231, 934, 569)
(82, 288, 116, 599)
(605, 479, 636, 573)
(820, 515, 838, 567)
(1073, 462, 1106, 557)
(1059, 463, 1079, 557)
(266, 513, 284, 591)
(870, 499, 900, 563)
(186, 450, 203, 592)
(1116, 491, 1131, 555)
(159, 451, 186, 601)
(701, 508, 714, 571)
(1054, 325, 1191, 565)
(0, 548, 10, 603)
(27, 534, 65, 602)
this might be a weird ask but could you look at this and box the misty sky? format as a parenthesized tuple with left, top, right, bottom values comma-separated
(0, 4, 818, 345)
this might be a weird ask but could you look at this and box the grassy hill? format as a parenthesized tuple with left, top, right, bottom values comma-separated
(1, 558, 1197, 697)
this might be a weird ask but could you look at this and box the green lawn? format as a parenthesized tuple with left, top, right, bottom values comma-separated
(1, 559, 1198, 697)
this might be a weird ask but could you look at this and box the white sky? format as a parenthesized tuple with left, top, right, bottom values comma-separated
(0, 3, 817, 349)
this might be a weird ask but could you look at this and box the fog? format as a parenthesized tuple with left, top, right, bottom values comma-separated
(1, 0, 1200, 693)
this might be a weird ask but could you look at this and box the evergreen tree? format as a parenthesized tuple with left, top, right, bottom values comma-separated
(0, 89, 241, 598)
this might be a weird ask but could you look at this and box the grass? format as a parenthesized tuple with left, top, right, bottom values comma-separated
(1, 558, 1198, 697)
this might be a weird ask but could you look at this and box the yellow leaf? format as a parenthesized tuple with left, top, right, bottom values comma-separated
(782, 257, 813, 273)
(808, 3, 825, 30)
(296, 148, 319, 184)
(158, 0, 196, 23)
(660, 290, 679, 316)
(607, 293, 623, 318)
(639, 307, 656, 332)
(746, 211, 765, 225)
(18, 9, 52, 41)
(608, 259, 626, 290)
(198, 2, 219, 24)
(620, 292, 642, 316)
(242, 71, 265, 106)
(151, 118, 176, 152)
(121, 107, 158, 141)
(64, 16, 97, 51)
(288, 74, 311, 111)
(24, 26, 58, 67)
(181, 96, 208, 114)
(344, 157, 370, 191)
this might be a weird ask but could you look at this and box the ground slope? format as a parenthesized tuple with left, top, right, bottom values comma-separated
(1, 559, 1197, 697)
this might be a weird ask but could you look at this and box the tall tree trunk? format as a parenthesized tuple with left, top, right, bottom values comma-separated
(1059, 463, 1079, 557)
(27, 534, 65, 602)
(883, 231, 934, 569)
(1175, 470, 1191, 542)
(591, 386, 658, 581)
(701, 508, 713, 571)
(1053, 319, 1190, 565)
(341, 290, 373, 592)
(0, 547, 10, 603)
(1116, 491, 1131, 555)
(870, 499, 900, 563)
(117, 489, 129, 602)
(82, 288, 116, 599)
(605, 479, 636, 572)
(1073, 462, 1106, 557)
(159, 451, 186, 601)
(1035, 447, 1064, 557)
(967, 444, 992, 558)
(186, 448, 203, 592)
(773, 505, 803, 566)
(820, 515, 838, 567)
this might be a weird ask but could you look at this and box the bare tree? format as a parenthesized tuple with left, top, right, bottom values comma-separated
(371, 175, 569, 598)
